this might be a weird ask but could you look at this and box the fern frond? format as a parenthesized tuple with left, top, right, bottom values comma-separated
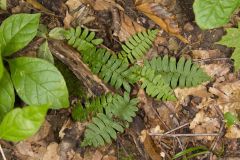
(81, 113, 124, 147)
(136, 65, 176, 101)
(145, 55, 210, 88)
(81, 93, 139, 147)
(81, 47, 139, 92)
(118, 29, 158, 63)
(64, 27, 103, 52)
(72, 92, 139, 122)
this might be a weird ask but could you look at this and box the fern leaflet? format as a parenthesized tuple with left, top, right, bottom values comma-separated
(64, 27, 103, 52)
(145, 55, 210, 88)
(118, 29, 158, 63)
(81, 47, 139, 92)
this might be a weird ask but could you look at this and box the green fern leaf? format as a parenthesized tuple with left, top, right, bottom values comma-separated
(136, 65, 176, 101)
(81, 47, 139, 92)
(82, 113, 124, 147)
(64, 27, 103, 52)
(79, 93, 139, 147)
(145, 55, 210, 88)
(108, 92, 139, 122)
(118, 29, 158, 63)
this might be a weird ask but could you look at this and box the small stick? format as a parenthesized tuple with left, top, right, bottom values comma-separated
(164, 123, 190, 134)
(149, 133, 219, 137)
(0, 144, 6, 160)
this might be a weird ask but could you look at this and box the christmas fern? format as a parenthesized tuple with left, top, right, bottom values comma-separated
(136, 65, 176, 101)
(118, 29, 158, 63)
(64, 27, 103, 52)
(81, 47, 139, 92)
(78, 93, 139, 147)
(144, 55, 210, 88)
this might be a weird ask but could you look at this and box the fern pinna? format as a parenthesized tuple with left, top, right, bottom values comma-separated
(144, 55, 210, 88)
(118, 29, 158, 63)
(81, 47, 139, 92)
(135, 65, 176, 101)
(64, 27, 103, 52)
(80, 92, 139, 147)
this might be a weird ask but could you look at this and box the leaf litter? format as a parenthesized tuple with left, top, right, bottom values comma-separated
(1, 0, 240, 159)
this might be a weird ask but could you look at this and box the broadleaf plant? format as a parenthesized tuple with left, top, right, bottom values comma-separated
(0, 104, 49, 142)
(0, 70, 14, 121)
(9, 57, 69, 109)
(193, 0, 240, 29)
(0, 14, 69, 142)
(217, 23, 240, 71)
(0, 13, 41, 56)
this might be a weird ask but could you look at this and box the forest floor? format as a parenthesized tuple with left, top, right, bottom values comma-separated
(0, 0, 240, 160)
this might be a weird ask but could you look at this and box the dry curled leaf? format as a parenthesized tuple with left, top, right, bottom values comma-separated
(85, 0, 124, 11)
(43, 143, 60, 160)
(190, 110, 220, 141)
(209, 81, 240, 115)
(136, 2, 188, 43)
(225, 125, 240, 139)
(140, 130, 162, 160)
(118, 11, 145, 41)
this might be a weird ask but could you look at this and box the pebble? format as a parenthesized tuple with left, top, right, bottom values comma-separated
(184, 22, 194, 32)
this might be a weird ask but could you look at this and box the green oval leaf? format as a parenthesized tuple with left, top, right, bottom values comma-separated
(37, 41, 54, 64)
(193, 0, 240, 29)
(0, 104, 49, 142)
(0, 13, 40, 56)
(0, 52, 3, 79)
(9, 57, 69, 109)
(0, 69, 15, 121)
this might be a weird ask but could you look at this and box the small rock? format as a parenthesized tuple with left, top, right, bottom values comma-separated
(184, 22, 194, 32)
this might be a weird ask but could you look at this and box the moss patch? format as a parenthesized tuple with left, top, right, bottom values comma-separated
(55, 59, 86, 99)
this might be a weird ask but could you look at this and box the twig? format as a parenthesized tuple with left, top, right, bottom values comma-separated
(149, 133, 219, 137)
(193, 57, 230, 63)
(0, 144, 6, 160)
(164, 123, 190, 134)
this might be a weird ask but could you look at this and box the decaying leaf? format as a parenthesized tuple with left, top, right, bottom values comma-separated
(190, 110, 220, 141)
(118, 11, 145, 41)
(209, 81, 240, 115)
(136, 2, 188, 43)
(225, 125, 240, 139)
(26, 0, 52, 13)
(175, 85, 210, 105)
(83, 0, 124, 11)
(140, 130, 162, 160)
(43, 143, 60, 160)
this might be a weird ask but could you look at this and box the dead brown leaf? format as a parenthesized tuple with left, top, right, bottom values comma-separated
(192, 50, 226, 59)
(26, 0, 52, 13)
(140, 130, 162, 160)
(118, 11, 145, 41)
(175, 85, 210, 105)
(209, 81, 240, 114)
(64, 11, 74, 28)
(136, 3, 188, 43)
(102, 155, 117, 160)
(118, 12, 145, 41)
(43, 143, 60, 160)
(225, 125, 240, 139)
(190, 110, 220, 141)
